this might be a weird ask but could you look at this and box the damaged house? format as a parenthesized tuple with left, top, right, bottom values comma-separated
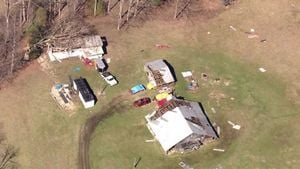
(47, 35, 104, 62)
(145, 98, 218, 154)
(144, 59, 175, 89)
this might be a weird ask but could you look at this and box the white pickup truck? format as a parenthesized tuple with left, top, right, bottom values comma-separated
(100, 72, 118, 86)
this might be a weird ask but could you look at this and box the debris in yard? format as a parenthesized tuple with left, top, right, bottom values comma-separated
(228, 121, 235, 126)
(73, 66, 81, 72)
(223, 79, 231, 86)
(228, 121, 241, 130)
(211, 107, 216, 113)
(259, 67, 266, 72)
(182, 71, 199, 91)
(233, 125, 241, 130)
(229, 25, 237, 31)
(106, 58, 111, 63)
(201, 73, 208, 81)
(145, 139, 155, 143)
(230, 97, 235, 101)
(260, 39, 267, 43)
(250, 28, 255, 33)
(217, 126, 221, 136)
(247, 34, 259, 39)
(207, 31, 211, 35)
(178, 161, 193, 169)
(155, 44, 170, 49)
(213, 148, 225, 152)
(50, 83, 75, 113)
(213, 78, 221, 85)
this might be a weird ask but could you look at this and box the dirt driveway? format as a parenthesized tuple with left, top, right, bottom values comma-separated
(78, 92, 131, 169)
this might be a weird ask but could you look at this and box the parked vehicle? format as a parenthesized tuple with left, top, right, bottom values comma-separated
(100, 72, 118, 86)
(133, 97, 151, 107)
(130, 84, 146, 94)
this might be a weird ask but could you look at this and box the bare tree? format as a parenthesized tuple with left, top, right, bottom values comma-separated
(94, 0, 98, 16)
(4, 0, 10, 59)
(117, 0, 124, 30)
(0, 144, 18, 169)
(127, 0, 133, 21)
(174, 0, 179, 19)
(133, 0, 139, 17)
(107, 0, 111, 13)
(10, 15, 16, 74)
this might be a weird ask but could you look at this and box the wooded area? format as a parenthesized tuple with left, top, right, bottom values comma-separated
(0, 0, 230, 82)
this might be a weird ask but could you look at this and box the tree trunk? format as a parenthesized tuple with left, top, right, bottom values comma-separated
(107, 0, 111, 13)
(94, 0, 98, 16)
(117, 0, 124, 30)
(22, 0, 26, 23)
(127, 0, 133, 21)
(134, 0, 139, 17)
(174, 0, 179, 19)
(11, 16, 16, 74)
(4, 0, 10, 59)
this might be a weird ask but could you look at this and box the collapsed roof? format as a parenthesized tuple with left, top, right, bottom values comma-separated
(145, 98, 217, 152)
(144, 59, 175, 87)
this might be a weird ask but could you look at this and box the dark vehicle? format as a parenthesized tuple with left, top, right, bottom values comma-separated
(133, 97, 151, 107)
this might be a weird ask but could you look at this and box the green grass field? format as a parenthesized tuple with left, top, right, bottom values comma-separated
(88, 43, 300, 169)
(0, 0, 299, 168)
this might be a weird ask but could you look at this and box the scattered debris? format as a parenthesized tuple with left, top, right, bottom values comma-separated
(213, 148, 225, 152)
(250, 28, 255, 33)
(259, 67, 266, 72)
(50, 83, 76, 113)
(145, 139, 155, 143)
(229, 25, 237, 31)
(233, 125, 241, 130)
(227, 121, 235, 126)
(182, 71, 199, 91)
(207, 31, 211, 35)
(247, 34, 259, 39)
(178, 161, 193, 169)
(223, 79, 231, 86)
(106, 58, 111, 63)
(227, 121, 241, 130)
(201, 73, 208, 81)
(73, 66, 81, 72)
(213, 78, 221, 85)
(217, 126, 221, 136)
(230, 97, 235, 101)
(214, 164, 224, 169)
(211, 107, 216, 114)
(155, 44, 170, 49)
(260, 39, 267, 43)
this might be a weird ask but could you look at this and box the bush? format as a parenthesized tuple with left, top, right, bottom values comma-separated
(86, 0, 106, 16)
(25, 7, 48, 59)
(152, 0, 163, 6)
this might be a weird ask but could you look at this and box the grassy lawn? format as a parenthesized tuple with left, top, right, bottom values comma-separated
(88, 43, 300, 169)
(0, 0, 299, 169)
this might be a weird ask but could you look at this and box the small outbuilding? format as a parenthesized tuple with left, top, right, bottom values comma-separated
(47, 35, 104, 62)
(73, 78, 95, 109)
(144, 59, 175, 88)
(145, 98, 217, 154)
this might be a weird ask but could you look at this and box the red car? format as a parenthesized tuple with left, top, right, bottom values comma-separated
(133, 97, 151, 107)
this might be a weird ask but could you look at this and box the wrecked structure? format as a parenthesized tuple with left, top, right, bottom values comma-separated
(47, 35, 104, 62)
(145, 98, 217, 154)
(144, 59, 175, 89)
